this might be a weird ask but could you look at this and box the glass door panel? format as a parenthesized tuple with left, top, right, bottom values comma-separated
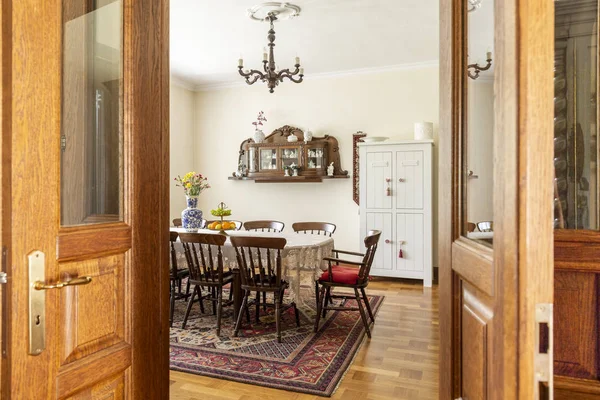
(60, 0, 123, 226)
(281, 147, 299, 168)
(259, 148, 277, 170)
(554, 0, 599, 230)
(463, 0, 495, 246)
(307, 147, 325, 169)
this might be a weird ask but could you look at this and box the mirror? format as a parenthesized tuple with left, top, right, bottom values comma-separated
(553, 0, 599, 230)
(463, 0, 495, 246)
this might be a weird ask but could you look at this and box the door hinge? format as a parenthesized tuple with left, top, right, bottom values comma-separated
(535, 303, 553, 399)
(60, 135, 66, 152)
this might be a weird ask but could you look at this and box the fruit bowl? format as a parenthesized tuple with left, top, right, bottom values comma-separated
(207, 221, 236, 231)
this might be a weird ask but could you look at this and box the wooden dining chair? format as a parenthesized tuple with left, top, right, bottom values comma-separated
(169, 231, 190, 327)
(205, 220, 243, 230)
(243, 220, 285, 233)
(314, 230, 381, 338)
(292, 222, 336, 236)
(231, 236, 300, 343)
(172, 218, 182, 227)
(178, 232, 234, 336)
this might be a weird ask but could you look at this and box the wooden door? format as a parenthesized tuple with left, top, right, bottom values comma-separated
(439, 0, 555, 399)
(551, 1, 600, 398)
(0, 0, 170, 398)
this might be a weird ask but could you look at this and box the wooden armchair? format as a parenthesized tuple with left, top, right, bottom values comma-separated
(230, 236, 299, 343)
(169, 231, 190, 327)
(243, 220, 285, 233)
(178, 233, 234, 336)
(314, 230, 381, 338)
(292, 222, 336, 236)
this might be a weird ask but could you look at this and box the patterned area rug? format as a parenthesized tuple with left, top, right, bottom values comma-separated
(169, 288, 384, 397)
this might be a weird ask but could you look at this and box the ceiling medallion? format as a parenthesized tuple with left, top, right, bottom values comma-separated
(238, 2, 304, 93)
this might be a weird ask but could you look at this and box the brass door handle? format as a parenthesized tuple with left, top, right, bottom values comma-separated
(33, 276, 92, 290)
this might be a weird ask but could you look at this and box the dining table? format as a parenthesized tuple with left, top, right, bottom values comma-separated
(170, 227, 335, 319)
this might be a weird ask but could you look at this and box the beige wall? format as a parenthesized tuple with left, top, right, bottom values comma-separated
(191, 67, 439, 260)
(170, 82, 196, 222)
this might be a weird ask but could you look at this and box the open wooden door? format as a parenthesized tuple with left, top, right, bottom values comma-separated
(439, 0, 555, 399)
(0, 0, 170, 398)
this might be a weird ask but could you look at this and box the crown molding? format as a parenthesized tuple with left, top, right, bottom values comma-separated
(170, 76, 198, 91)
(193, 60, 440, 92)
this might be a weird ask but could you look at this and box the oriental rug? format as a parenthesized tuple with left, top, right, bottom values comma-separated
(169, 289, 384, 397)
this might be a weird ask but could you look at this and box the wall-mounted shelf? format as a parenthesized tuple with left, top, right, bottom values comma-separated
(228, 175, 350, 183)
(232, 125, 349, 182)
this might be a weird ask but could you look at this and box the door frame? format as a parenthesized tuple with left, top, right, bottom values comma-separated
(439, 0, 554, 398)
(0, 0, 170, 397)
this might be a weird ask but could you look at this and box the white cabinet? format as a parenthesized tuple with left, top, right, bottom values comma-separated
(359, 140, 433, 286)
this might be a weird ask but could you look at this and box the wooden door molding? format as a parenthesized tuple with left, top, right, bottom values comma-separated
(439, 0, 554, 398)
(125, 0, 171, 396)
(1, 0, 170, 398)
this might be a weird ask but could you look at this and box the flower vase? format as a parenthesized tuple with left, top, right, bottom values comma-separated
(253, 129, 265, 143)
(181, 195, 203, 232)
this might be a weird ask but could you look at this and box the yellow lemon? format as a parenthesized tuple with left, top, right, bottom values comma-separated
(215, 223, 222, 230)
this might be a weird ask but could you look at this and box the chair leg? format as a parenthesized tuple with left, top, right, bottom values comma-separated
(185, 279, 191, 297)
(178, 279, 182, 294)
(170, 284, 175, 328)
(314, 286, 326, 333)
(198, 286, 205, 314)
(234, 291, 249, 337)
(212, 287, 217, 315)
(182, 285, 199, 329)
(354, 288, 371, 338)
(216, 287, 223, 337)
(255, 291, 261, 323)
(293, 302, 300, 327)
(322, 287, 331, 318)
(229, 282, 233, 301)
(274, 291, 281, 343)
(245, 295, 251, 323)
(314, 281, 320, 310)
(360, 287, 375, 323)
(263, 291, 267, 312)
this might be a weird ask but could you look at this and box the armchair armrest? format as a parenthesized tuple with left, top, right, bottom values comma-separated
(322, 257, 363, 267)
(332, 249, 365, 257)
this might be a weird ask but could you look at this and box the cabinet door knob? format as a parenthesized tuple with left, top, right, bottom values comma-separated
(398, 178, 405, 182)
(385, 239, 391, 244)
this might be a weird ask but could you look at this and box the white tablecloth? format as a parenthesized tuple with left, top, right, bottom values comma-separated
(171, 228, 334, 305)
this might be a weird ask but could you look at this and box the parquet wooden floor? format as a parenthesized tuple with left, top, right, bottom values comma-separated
(170, 278, 439, 400)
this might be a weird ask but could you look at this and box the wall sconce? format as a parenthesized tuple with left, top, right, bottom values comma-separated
(467, 51, 492, 80)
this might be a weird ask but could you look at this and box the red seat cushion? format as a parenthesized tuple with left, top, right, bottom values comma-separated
(319, 265, 362, 285)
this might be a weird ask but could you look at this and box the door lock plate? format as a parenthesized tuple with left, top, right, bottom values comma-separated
(28, 251, 45, 355)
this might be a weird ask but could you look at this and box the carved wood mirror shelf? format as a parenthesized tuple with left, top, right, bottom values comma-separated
(230, 125, 349, 183)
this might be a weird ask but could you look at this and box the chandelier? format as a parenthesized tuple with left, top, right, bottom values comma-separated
(238, 3, 304, 93)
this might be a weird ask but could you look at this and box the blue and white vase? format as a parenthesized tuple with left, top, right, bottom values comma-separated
(181, 195, 203, 232)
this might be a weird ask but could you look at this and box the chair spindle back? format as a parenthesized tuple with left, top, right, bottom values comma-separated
(178, 233, 227, 284)
(243, 220, 285, 233)
(292, 222, 336, 237)
(230, 236, 286, 290)
(358, 230, 382, 283)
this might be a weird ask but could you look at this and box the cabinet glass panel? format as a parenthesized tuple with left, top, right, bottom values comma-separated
(463, 0, 495, 246)
(248, 147, 257, 173)
(281, 147, 299, 168)
(307, 147, 325, 169)
(553, 0, 599, 230)
(259, 148, 277, 170)
(60, 0, 123, 226)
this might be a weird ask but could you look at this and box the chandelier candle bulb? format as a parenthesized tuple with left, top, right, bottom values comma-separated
(486, 51, 492, 60)
(238, 58, 243, 67)
(295, 56, 300, 65)
(299, 67, 304, 75)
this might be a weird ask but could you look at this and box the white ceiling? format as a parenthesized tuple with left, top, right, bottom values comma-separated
(170, 0, 441, 89)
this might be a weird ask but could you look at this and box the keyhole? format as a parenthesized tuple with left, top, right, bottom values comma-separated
(35, 315, 41, 326)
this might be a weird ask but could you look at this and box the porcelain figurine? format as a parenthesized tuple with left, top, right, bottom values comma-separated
(304, 128, 312, 142)
(287, 133, 298, 142)
(327, 162, 334, 177)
